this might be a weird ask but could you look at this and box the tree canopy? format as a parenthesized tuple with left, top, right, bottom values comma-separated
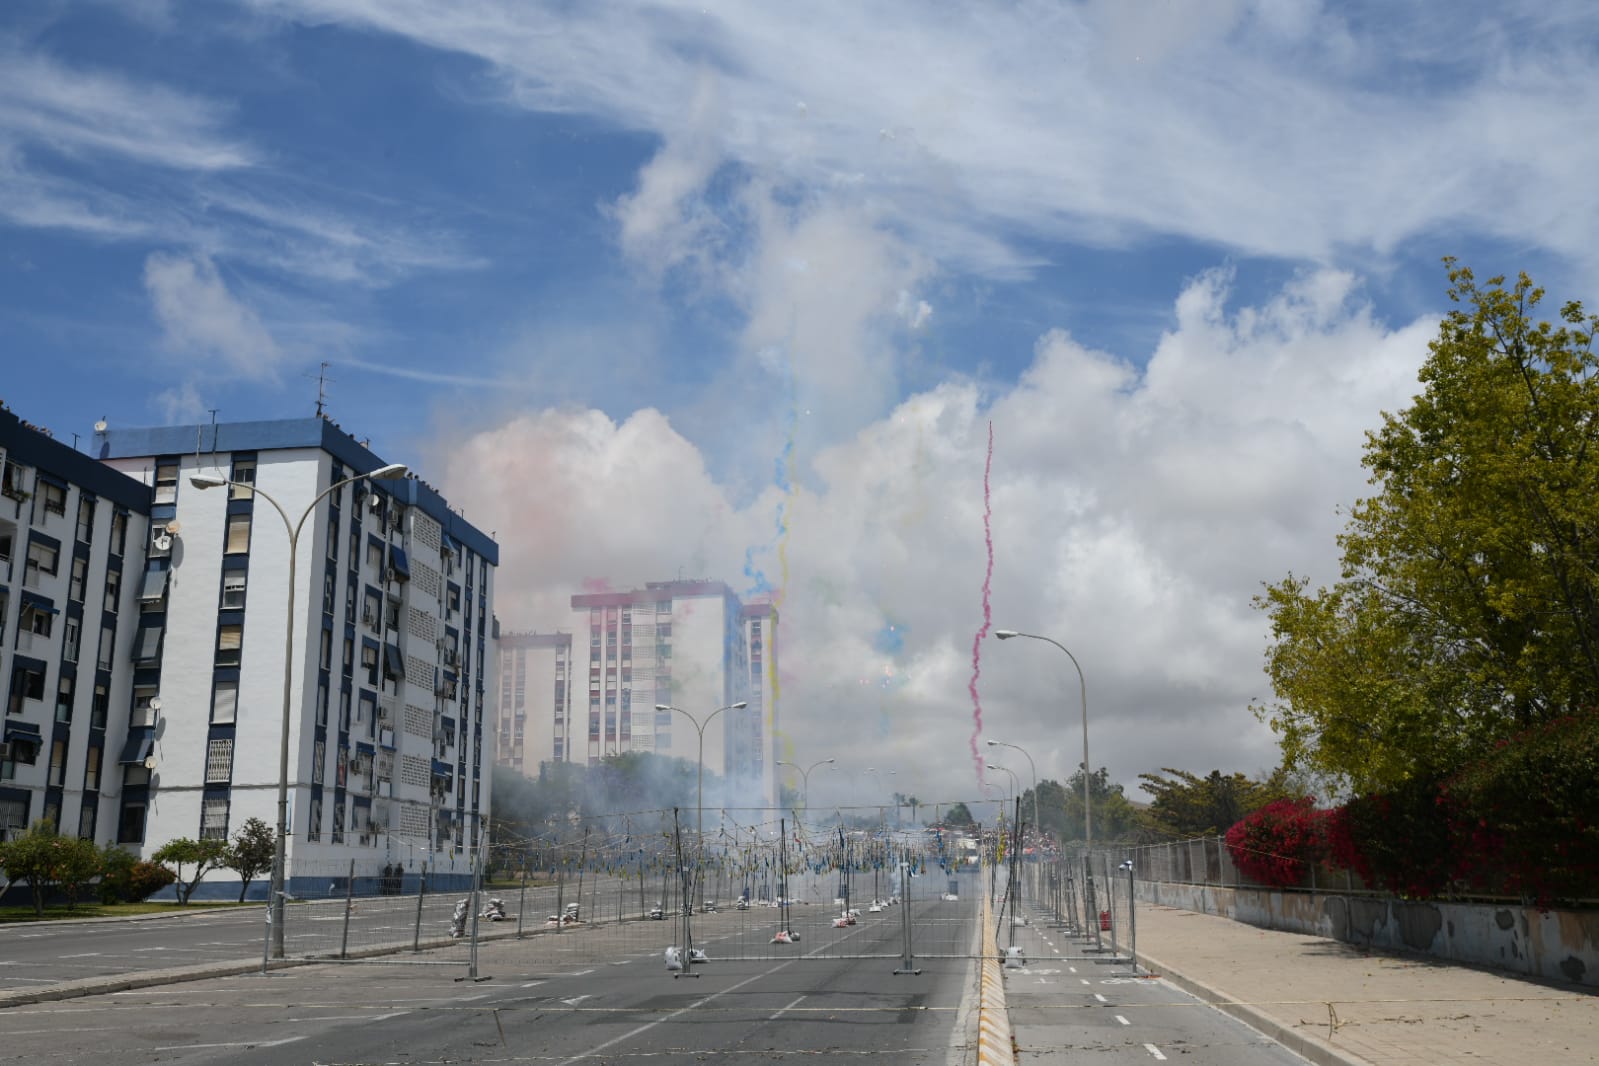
(1136, 768, 1290, 838)
(1256, 262, 1599, 792)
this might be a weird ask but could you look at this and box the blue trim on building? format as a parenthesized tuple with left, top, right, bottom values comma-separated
(96, 416, 496, 563)
(0, 409, 151, 513)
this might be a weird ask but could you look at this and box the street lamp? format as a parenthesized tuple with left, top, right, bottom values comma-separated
(191, 460, 407, 958)
(985, 762, 1019, 805)
(987, 739, 1039, 840)
(993, 630, 1091, 853)
(776, 757, 835, 809)
(653, 701, 747, 848)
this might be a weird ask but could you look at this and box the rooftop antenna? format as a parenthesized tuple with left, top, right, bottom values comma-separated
(314, 361, 333, 417)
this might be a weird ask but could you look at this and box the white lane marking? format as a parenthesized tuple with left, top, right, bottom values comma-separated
(459, 993, 491, 1002)
(560, 995, 593, 1006)
(1068, 966, 1077, 973)
(1094, 993, 1107, 1002)
(1115, 1015, 1130, 1026)
(1079, 979, 1090, 985)
(520, 981, 545, 989)
(57, 953, 103, 959)
(154, 1037, 306, 1051)
(1144, 1044, 1167, 1061)
(554, 962, 794, 1066)
(769, 995, 806, 1021)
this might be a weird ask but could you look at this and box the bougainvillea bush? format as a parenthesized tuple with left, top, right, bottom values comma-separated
(1324, 775, 1458, 899)
(1444, 709, 1599, 906)
(1223, 797, 1329, 888)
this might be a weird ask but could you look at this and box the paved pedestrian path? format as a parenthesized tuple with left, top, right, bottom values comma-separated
(1002, 900, 1594, 1065)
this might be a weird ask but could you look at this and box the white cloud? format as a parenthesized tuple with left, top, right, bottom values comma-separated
(234, 0, 1599, 277)
(143, 250, 283, 377)
(432, 269, 1437, 805)
(152, 380, 208, 423)
(0, 47, 253, 171)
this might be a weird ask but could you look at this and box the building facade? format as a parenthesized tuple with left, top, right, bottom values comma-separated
(493, 631, 571, 774)
(566, 580, 778, 807)
(97, 417, 498, 895)
(1, 409, 151, 844)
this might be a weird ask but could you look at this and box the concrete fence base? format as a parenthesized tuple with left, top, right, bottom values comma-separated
(1136, 881, 1598, 987)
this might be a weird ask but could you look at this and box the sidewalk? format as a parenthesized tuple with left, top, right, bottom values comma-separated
(1007, 902, 1594, 1066)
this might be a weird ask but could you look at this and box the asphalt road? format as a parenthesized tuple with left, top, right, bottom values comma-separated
(0, 895, 979, 1065)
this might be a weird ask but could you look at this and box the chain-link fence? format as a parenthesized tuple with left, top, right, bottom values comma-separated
(1127, 835, 1371, 894)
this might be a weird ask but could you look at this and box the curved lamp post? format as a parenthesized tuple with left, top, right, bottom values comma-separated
(993, 630, 1091, 853)
(191, 460, 408, 958)
(987, 739, 1039, 839)
(653, 701, 747, 847)
(776, 756, 835, 809)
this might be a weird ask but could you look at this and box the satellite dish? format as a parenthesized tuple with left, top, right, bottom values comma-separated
(149, 696, 162, 712)
(94, 419, 108, 433)
(143, 755, 158, 771)
(165, 519, 182, 535)
(154, 534, 172, 551)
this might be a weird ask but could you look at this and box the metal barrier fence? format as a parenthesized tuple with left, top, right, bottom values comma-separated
(1127, 835, 1369, 895)
(268, 853, 996, 970)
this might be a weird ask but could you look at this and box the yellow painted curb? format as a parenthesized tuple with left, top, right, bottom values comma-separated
(977, 893, 1014, 1065)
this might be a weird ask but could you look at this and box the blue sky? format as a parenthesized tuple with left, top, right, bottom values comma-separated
(5, 1, 1597, 803)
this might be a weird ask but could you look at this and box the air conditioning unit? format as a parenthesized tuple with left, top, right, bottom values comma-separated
(384, 567, 396, 584)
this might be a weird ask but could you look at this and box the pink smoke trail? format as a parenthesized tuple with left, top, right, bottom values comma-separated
(968, 421, 994, 786)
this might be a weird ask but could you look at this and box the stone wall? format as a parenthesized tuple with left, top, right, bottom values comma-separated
(1136, 880, 1599, 988)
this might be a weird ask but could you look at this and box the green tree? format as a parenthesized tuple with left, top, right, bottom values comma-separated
(942, 802, 976, 828)
(226, 818, 276, 902)
(98, 844, 138, 904)
(1136, 768, 1289, 838)
(52, 836, 103, 909)
(152, 837, 230, 904)
(0, 820, 68, 915)
(1024, 768, 1140, 842)
(1257, 262, 1599, 792)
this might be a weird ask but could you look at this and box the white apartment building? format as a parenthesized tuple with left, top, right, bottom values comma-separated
(493, 631, 571, 774)
(98, 417, 498, 896)
(2, 408, 151, 844)
(567, 580, 779, 807)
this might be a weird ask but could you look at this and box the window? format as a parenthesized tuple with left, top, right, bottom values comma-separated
(205, 738, 234, 783)
(313, 740, 325, 784)
(316, 682, 328, 726)
(132, 686, 160, 727)
(91, 682, 108, 729)
(306, 796, 322, 842)
(201, 795, 229, 840)
(28, 604, 54, 639)
(342, 636, 354, 678)
(212, 680, 238, 724)
(339, 688, 351, 730)
(366, 540, 384, 570)
(48, 739, 66, 787)
(76, 497, 95, 543)
(103, 568, 121, 612)
(97, 624, 114, 670)
(154, 461, 179, 504)
(118, 803, 146, 844)
(217, 624, 243, 666)
(320, 628, 332, 670)
(230, 458, 255, 500)
(62, 617, 79, 663)
(322, 571, 334, 614)
(362, 644, 379, 686)
(55, 675, 74, 723)
(225, 514, 251, 554)
(69, 557, 87, 602)
(78, 802, 96, 840)
(133, 623, 163, 668)
(362, 589, 382, 630)
(331, 797, 345, 844)
(112, 512, 127, 555)
(221, 571, 246, 609)
(84, 746, 101, 791)
(25, 540, 58, 585)
(326, 515, 339, 560)
(0, 531, 10, 563)
(41, 481, 67, 516)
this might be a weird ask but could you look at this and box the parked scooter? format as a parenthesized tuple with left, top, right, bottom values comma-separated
(480, 897, 507, 922)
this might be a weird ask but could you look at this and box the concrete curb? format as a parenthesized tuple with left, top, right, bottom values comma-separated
(0, 957, 307, 1009)
(1133, 945, 1374, 1066)
(977, 896, 1015, 1065)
